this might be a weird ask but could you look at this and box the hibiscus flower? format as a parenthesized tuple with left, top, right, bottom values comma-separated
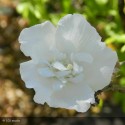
(19, 14, 117, 112)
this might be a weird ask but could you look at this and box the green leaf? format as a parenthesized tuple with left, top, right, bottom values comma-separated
(120, 78, 125, 86)
(95, 0, 108, 5)
(121, 45, 125, 53)
(117, 50, 125, 62)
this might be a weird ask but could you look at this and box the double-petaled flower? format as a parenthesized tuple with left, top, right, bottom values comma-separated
(19, 14, 117, 112)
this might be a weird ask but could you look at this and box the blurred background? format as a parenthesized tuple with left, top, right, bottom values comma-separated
(0, 0, 125, 124)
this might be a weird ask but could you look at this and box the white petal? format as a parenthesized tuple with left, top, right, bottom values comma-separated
(50, 83, 95, 112)
(100, 66, 113, 80)
(72, 52, 93, 63)
(33, 79, 54, 104)
(73, 62, 83, 74)
(50, 49, 66, 61)
(20, 60, 40, 88)
(19, 21, 56, 62)
(83, 47, 117, 91)
(69, 74, 84, 84)
(20, 60, 54, 104)
(38, 67, 55, 77)
(56, 14, 101, 54)
(73, 62, 80, 73)
(70, 99, 94, 112)
(52, 61, 67, 71)
(52, 81, 64, 91)
(33, 87, 50, 104)
(56, 70, 71, 77)
(96, 43, 117, 66)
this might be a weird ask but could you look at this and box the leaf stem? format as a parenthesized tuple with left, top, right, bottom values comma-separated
(101, 84, 125, 93)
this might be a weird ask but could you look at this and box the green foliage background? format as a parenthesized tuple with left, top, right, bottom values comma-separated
(16, 0, 125, 113)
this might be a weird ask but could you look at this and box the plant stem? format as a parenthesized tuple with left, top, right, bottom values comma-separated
(118, 0, 125, 31)
(101, 84, 125, 93)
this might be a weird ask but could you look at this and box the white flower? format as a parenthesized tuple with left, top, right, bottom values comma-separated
(19, 14, 117, 112)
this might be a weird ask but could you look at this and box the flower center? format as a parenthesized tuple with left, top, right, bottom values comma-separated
(67, 64, 73, 70)
(38, 60, 83, 86)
